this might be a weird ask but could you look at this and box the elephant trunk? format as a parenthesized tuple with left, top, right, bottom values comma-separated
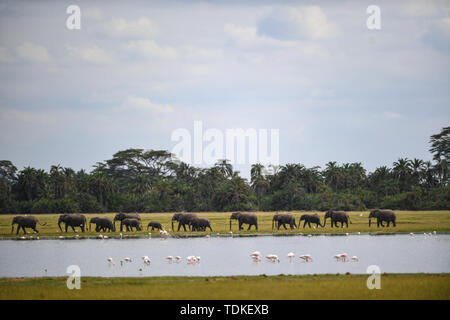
(369, 218, 371, 227)
(58, 220, 63, 232)
(229, 219, 232, 231)
(171, 219, 174, 231)
(11, 223, 14, 234)
(272, 218, 274, 230)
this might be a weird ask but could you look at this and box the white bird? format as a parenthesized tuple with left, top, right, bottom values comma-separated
(345, 233, 349, 236)
(120, 233, 123, 239)
(97, 234, 104, 239)
(334, 253, 349, 262)
(433, 231, 437, 234)
(351, 256, 359, 262)
(299, 254, 313, 262)
(107, 257, 114, 265)
(250, 251, 261, 257)
(103, 235, 109, 239)
(287, 252, 295, 261)
(410, 232, 414, 236)
(196, 256, 201, 262)
(175, 256, 181, 261)
(124, 257, 132, 262)
(266, 254, 280, 263)
(160, 230, 169, 238)
(166, 256, 174, 262)
(357, 232, 361, 235)
(186, 256, 198, 264)
(143, 257, 151, 265)
(252, 255, 262, 262)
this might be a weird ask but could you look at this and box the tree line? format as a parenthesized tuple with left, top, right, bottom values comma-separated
(0, 127, 448, 214)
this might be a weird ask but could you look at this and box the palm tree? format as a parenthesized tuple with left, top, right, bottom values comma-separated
(410, 158, 425, 186)
(393, 158, 412, 192)
(250, 163, 269, 207)
(215, 159, 233, 178)
(324, 161, 341, 191)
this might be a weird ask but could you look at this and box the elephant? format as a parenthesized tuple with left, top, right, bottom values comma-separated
(299, 214, 323, 228)
(369, 209, 396, 227)
(11, 215, 46, 235)
(324, 210, 352, 228)
(58, 214, 87, 233)
(272, 213, 296, 230)
(230, 212, 258, 231)
(189, 217, 213, 232)
(113, 212, 141, 230)
(147, 222, 164, 231)
(90, 217, 115, 232)
(120, 218, 142, 232)
(171, 212, 198, 232)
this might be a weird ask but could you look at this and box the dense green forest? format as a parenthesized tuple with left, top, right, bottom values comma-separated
(0, 127, 448, 213)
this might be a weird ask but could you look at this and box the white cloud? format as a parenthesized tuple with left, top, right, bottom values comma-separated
(399, 0, 438, 17)
(16, 42, 51, 63)
(258, 6, 339, 41)
(123, 95, 174, 114)
(66, 45, 115, 64)
(224, 23, 295, 48)
(83, 7, 103, 21)
(181, 46, 223, 60)
(0, 46, 14, 63)
(123, 40, 177, 59)
(383, 111, 405, 120)
(104, 17, 157, 38)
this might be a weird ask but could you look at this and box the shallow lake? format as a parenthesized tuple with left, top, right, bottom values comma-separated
(0, 234, 449, 277)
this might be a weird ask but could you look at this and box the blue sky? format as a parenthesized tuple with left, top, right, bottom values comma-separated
(0, 0, 449, 179)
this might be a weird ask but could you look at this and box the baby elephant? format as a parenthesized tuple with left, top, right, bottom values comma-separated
(147, 222, 163, 231)
(299, 214, 323, 228)
(90, 217, 115, 232)
(190, 217, 213, 232)
(120, 218, 142, 232)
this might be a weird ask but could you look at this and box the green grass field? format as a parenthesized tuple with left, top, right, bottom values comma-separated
(1, 210, 449, 238)
(0, 274, 448, 299)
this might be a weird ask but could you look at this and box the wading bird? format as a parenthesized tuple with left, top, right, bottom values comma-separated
(334, 253, 349, 262)
(299, 254, 313, 262)
(287, 252, 295, 261)
(266, 254, 280, 263)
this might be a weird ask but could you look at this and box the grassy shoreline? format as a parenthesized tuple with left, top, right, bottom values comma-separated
(1, 210, 449, 238)
(0, 273, 449, 299)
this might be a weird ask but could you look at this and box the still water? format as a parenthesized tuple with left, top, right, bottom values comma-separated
(0, 234, 449, 277)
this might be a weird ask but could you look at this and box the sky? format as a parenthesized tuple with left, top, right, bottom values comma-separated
(0, 0, 449, 180)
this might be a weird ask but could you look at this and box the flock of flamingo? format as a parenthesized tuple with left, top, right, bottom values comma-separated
(106, 250, 360, 269)
(249, 251, 358, 263)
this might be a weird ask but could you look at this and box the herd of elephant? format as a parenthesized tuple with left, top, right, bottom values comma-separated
(9, 209, 397, 235)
